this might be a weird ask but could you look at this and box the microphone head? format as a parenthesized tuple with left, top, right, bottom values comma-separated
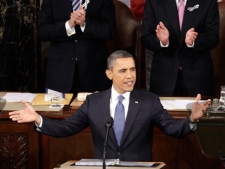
(105, 116, 114, 128)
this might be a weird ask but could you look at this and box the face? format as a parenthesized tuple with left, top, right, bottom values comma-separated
(106, 57, 136, 94)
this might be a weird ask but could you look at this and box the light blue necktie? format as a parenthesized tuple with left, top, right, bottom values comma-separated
(113, 95, 125, 146)
(72, 0, 80, 11)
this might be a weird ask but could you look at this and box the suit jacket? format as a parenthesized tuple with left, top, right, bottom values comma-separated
(141, 0, 219, 96)
(38, 88, 192, 161)
(38, 0, 116, 92)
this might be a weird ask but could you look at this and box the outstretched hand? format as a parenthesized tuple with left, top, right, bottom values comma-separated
(9, 100, 41, 125)
(190, 94, 211, 122)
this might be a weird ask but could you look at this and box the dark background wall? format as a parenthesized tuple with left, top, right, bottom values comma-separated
(0, 0, 40, 92)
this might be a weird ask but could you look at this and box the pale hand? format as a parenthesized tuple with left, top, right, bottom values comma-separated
(71, 5, 86, 27)
(8, 100, 41, 125)
(185, 28, 198, 46)
(190, 94, 211, 122)
(156, 22, 169, 45)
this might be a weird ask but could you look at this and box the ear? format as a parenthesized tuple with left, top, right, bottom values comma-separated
(105, 69, 112, 80)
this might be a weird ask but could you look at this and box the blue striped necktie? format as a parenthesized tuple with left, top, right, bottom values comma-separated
(72, 0, 80, 11)
(113, 95, 125, 146)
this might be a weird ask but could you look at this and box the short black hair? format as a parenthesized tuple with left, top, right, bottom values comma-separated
(107, 50, 134, 70)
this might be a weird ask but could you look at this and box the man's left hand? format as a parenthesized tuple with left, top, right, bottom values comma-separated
(185, 28, 198, 46)
(71, 5, 86, 27)
(190, 94, 211, 122)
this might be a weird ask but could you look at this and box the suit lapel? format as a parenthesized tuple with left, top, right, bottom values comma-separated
(161, 0, 180, 37)
(181, 0, 200, 41)
(97, 89, 118, 147)
(97, 89, 111, 123)
(120, 89, 141, 146)
(65, 0, 73, 12)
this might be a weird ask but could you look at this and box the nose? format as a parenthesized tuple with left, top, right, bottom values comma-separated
(126, 70, 134, 78)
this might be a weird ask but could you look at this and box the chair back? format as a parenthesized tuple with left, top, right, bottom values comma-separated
(107, 0, 143, 88)
(211, 2, 225, 96)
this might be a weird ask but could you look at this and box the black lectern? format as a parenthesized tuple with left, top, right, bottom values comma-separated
(192, 110, 225, 168)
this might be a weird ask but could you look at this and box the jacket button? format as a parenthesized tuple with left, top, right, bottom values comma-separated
(75, 40, 78, 43)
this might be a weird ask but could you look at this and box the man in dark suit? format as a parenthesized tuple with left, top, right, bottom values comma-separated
(141, 0, 219, 96)
(38, 0, 116, 94)
(9, 50, 211, 161)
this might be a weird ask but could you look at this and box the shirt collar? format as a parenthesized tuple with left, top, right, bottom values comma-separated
(176, 0, 187, 6)
(111, 86, 130, 102)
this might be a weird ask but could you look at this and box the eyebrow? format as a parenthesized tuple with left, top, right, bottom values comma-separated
(118, 67, 136, 71)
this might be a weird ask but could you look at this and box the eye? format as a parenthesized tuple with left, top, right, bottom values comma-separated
(119, 69, 126, 73)
(131, 67, 136, 72)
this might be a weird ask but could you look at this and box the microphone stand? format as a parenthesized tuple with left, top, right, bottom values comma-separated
(103, 123, 111, 169)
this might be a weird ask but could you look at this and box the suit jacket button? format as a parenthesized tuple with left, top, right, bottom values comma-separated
(75, 40, 78, 43)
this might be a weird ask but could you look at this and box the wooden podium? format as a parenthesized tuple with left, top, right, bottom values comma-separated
(54, 160, 165, 169)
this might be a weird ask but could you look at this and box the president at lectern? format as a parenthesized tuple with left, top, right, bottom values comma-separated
(9, 50, 211, 161)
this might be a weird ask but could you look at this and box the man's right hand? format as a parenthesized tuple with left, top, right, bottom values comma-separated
(155, 22, 169, 45)
(69, 14, 77, 28)
(9, 100, 41, 125)
(71, 5, 86, 27)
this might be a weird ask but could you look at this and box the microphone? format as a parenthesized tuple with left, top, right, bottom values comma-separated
(103, 116, 114, 169)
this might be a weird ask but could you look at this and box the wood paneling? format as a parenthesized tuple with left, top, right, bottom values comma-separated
(0, 122, 39, 169)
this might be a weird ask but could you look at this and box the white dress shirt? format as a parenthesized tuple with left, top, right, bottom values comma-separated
(110, 86, 130, 120)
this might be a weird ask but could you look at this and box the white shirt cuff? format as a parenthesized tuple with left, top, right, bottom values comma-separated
(160, 40, 169, 47)
(80, 22, 86, 32)
(65, 21, 76, 36)
(189, 123, 197, 131)
(35, 115, 43, 128)
(187, 42, 195, 48)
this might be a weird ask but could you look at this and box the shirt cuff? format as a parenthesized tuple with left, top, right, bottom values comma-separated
(160, 40, 169, 47)
(188, 116, 199, 131)
(65, 21, 76, 36)
(187, 42, 195, 48)
(189, 123, 197, 131)
(80, 22, 86, 32)
(35, 115, 43, 131)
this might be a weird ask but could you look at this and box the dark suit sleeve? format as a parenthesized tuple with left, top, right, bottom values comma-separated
(151, 96, 192, 138)
(39, 100, 89, 137)
(194, 0, 219, 52)
(37, 0, 70, 41)
(141, 0, 161, 52)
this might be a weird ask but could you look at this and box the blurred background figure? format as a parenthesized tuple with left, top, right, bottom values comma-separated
(38, 0, 116, 95)
(141, 0, 220, 96)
